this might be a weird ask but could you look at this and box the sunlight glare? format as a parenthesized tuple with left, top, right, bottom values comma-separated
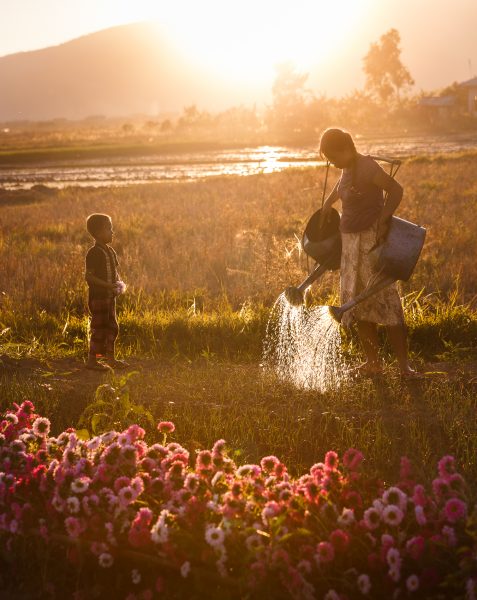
(147, 0, 370, 84)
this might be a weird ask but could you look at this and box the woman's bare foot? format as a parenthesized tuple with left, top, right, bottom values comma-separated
(400, 366, 425, 380)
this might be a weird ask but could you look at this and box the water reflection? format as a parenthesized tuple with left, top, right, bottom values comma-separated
(1, 133, 477, 189)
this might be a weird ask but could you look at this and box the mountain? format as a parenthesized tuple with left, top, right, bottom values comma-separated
(0, 22, 262, 121)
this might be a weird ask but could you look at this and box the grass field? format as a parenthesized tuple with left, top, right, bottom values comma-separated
(1, 151, 477, 487)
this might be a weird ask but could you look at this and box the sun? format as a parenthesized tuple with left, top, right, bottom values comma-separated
(146, 0, 371, 85)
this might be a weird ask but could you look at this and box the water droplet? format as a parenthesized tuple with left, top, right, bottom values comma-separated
(263, 293, 351, 392)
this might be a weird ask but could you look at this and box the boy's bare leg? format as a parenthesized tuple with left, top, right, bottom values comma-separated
(86, 353, 111, 371)
(103, 355, 130, 369)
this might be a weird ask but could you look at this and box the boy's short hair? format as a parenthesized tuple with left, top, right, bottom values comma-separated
(86, 213, 111, 237)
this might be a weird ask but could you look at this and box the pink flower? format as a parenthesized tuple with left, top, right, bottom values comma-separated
(316, 541, 335, 563)
(415, 505, 427, 526)
(330, 529, 350, 552)
(438, 455, 456, 480)
(343, 448, 364, 471)
(399, 456, 413, 481)
(444, 498, 467, 523)
(406, 536, 425, 560)
(432, 477, 450, 498)
(260, 455, 280, 473)
(64, 517, 83, 539)
(157, 421, 175, 434)
(324, 451, 339, 470)
(412, 484, 427, 507)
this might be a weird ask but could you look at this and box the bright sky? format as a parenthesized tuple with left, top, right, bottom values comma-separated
(1, 0, 476, 95)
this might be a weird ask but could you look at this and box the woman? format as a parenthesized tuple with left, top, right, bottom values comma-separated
(319, 128, 419, 378)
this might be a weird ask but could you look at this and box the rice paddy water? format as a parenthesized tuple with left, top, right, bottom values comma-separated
(263, 293, 351, 392)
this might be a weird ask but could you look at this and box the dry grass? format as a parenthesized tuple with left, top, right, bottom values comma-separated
(1, 153, 476, 315)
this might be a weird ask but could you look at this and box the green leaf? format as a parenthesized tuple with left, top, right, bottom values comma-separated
(76, 429, 90, 440)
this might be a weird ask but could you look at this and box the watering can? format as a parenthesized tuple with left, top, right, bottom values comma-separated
(328, 216, 426, 323)
(284, 207, 341, 306)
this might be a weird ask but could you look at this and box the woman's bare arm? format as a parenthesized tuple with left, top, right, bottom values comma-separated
(372, 169, 403, 239)
(319, 180, 340, 226)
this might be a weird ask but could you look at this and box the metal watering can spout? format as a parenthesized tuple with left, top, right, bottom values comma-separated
(328, 275, 396, 323)
(285, 262, 331, 307)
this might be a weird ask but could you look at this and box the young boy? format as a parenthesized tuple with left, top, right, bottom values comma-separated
(85, 213, 128, 371)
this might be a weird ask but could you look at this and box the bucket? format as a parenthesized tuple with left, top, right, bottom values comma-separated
(328, 216, 426, 322)
(284, 208, 341, 306)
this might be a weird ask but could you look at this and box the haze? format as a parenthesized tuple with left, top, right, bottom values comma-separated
(1, 0, 476, 100)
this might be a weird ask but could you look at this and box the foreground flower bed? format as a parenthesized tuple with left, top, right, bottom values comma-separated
(1, 402, 477, 599)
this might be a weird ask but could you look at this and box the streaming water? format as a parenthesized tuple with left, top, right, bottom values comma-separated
(263, 293, 350, 392)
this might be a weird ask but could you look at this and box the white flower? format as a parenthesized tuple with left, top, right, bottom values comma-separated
(51, 494, 64, 512)
(117, 432, 132, 446)
(357, 573, 371, 595)
(324, 590, 340, 600)
(389, 566, 401, 582)
(297, 560, 312, 574)
(205, 525, 225, 547)
(180, 561, 191, 578)
(9, 519, 18, 534)
(118, 486, 137, 507)
(32, 417, 51, 437)
(131, 569, 141, 584)
(338, 508, 355, 527)
(151, 510, 170, 544)
(363, 507, 381, 530)
(386, 547, 402, 569)
(406, 574, 419, 592)
(372, 499, 385, 513)
(66, 496, 81, 514)
(101, 431, 117, 445)
(87, 437, 102, 451)
(71, 477, 90, 494)
(4, 413, 18, 424)
(245, 533, 263, 552)
(383, 486, 408, 512)
(382, 504, 404, 527)
(211, 471, 224, 486)
(98, 552, 114, 568)
(130, 476, 144, 495)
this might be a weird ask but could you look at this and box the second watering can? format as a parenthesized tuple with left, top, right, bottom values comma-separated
(328, 216, 426, 323)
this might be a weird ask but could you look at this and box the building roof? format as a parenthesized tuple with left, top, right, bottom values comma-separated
(419, 95, 456, 107)
(459, 76, 477, 88)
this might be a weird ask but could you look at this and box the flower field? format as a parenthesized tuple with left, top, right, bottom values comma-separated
(1, 400, 477, 599)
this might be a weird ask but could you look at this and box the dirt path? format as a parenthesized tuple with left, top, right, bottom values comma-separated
(2, 353, 477, 391)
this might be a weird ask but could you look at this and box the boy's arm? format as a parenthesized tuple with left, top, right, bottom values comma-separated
(85, 270, 117, 291)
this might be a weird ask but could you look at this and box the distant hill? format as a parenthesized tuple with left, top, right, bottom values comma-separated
(0, 22, 262, 121)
